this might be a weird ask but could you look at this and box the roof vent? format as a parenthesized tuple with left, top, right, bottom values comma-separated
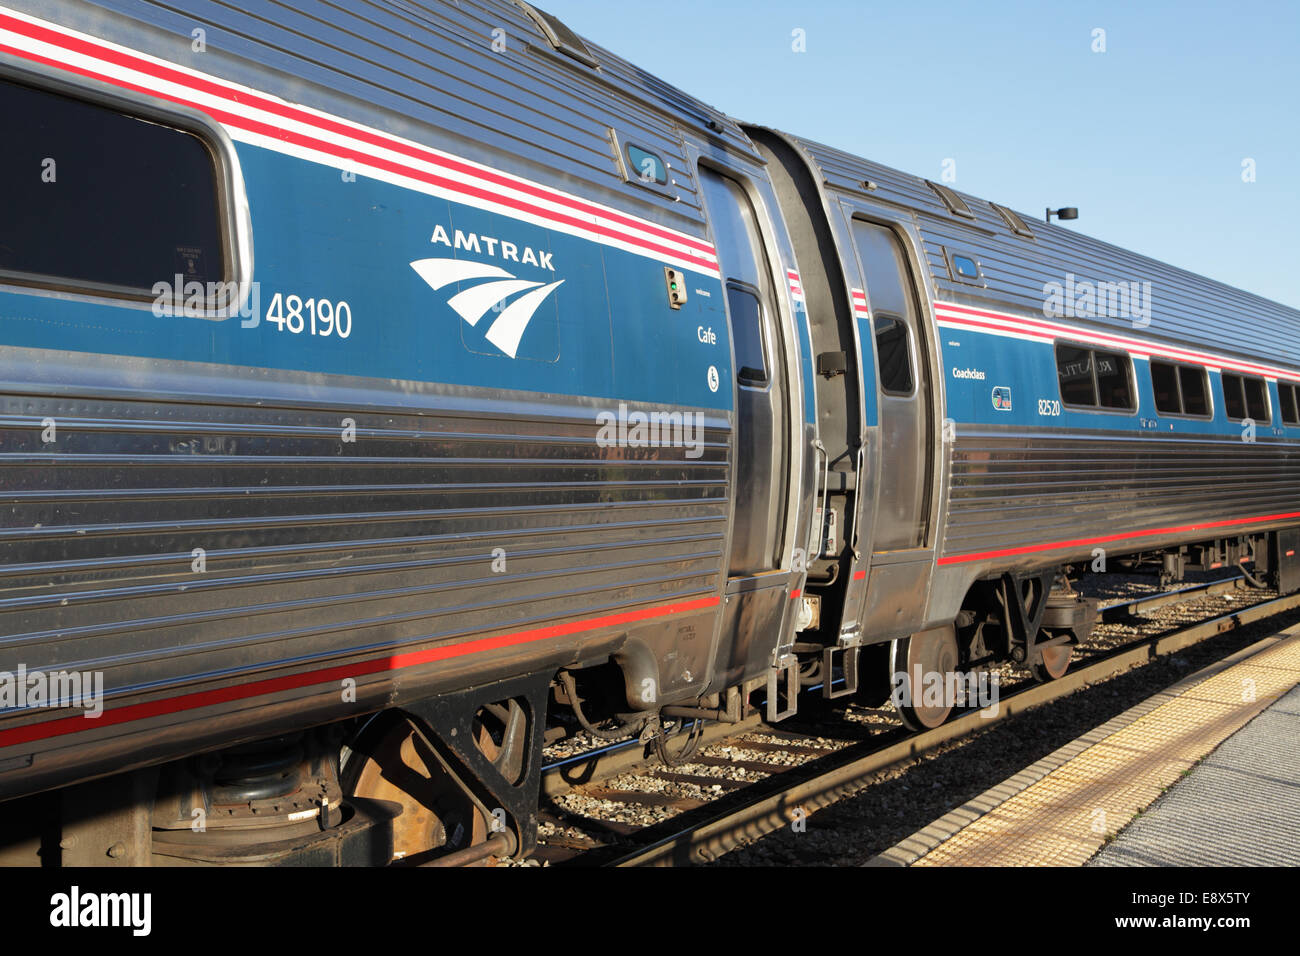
(990, 202, 1035, 239)
(514, 2, 599, 69)
(924, 180, 976, 219)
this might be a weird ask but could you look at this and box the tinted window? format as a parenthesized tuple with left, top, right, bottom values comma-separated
(1056, 344, 1133, 410)
(1222, 374, 1247, 420)
(874, 315, 914, 394)
(1056, 344, 1097, 406)
(1151, 361, 1180, 414)
(1281, 384, 1300, 426)
(1179, 365, 1210, 417)
(1244, 377, 1270, 422)
(951, 254, 979, 280)
(727, 285, 767, 386)
(1151, 361, 1210, 418)
(1094, 349, 1134, 409)
(0, 77, 224, 297)
(626, 145, 667, 185)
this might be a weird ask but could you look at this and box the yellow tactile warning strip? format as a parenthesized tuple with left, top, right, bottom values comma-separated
(866, 628, 1300, 867)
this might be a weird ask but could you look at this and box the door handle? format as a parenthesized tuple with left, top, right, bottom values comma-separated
(850, 443, 866, 560)
(810, 439, 830, 561)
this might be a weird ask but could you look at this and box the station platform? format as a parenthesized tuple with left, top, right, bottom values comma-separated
(866, 628, 1300, 867)
(1089, 682, 1300, 866)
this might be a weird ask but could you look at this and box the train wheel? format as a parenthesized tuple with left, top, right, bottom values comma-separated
(891, 624, 960, 731)
(341, 712, 490, 865)
(1031, 642, 1072, 683)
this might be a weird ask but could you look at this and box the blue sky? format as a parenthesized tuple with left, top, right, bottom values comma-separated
(539, 0, 1300, 308)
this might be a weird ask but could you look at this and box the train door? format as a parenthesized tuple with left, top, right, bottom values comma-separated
(836, 209, 942, 662)
(694, 162, 803, 709)
(850, 219, 934, 550)
(697, 166, 790, 574)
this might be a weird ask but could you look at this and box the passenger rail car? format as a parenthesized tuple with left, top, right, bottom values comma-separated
(0, 0, 1296, 865)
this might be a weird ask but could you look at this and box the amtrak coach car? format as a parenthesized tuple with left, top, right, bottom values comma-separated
(0, 0, 1298, 866)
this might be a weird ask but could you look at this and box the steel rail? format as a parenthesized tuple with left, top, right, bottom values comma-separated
(1097, 574, 1246, 623)
(602, 588, 1300, 867)
(541, 575, 1253, 798)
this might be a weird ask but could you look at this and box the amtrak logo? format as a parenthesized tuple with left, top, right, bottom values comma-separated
(410, 256, 564, 359)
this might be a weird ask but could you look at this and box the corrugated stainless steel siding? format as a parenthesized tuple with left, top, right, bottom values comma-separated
(944, 428, 1300, 560)
(790, 134, 1300, 372)
(12, 0, 756, 244)
(0, 362, 730, 710)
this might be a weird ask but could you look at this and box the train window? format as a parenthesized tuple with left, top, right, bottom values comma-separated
(1094, 349, 1134, 409)
(1222, 373, 1270, 422)
(925, 180, 976, 219)
(948, 252, 981, 282)
(1056, 344, 1097, 406)
(625, 145, 667, 185)
(874, 314, 914, 395)
(1180, 366, 1211, 416)
(1280, 383, 1300, 426)
(1055, 343, 1134, 411)
(1244, 376, 1270, 422)
(727, 284, 768, 387)
(1150, 360, 1211, 418)
(0, 75, 226, 301)
(1151, 361, 1181, 414)
(1222, 374, 1247, 420)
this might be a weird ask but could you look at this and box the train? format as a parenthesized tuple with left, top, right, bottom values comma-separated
(0, 0, 1297, 866)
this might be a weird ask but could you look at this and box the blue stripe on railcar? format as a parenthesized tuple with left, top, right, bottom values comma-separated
(854, 315, 880, 428)
(938, 327, 1300, 439)
(791, 299, 817, 424)
(0, 143, 734, 413)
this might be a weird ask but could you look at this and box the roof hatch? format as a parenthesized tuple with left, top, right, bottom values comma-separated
(514, 2, 599, 69)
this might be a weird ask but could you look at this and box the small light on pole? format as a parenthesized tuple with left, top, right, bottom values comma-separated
(1046, 206, 1079, 224)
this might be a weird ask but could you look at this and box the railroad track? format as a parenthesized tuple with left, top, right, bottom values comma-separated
(539, 572, 1253, 796)
(523, 574, 1295, 867)
(1095, 573, 1249, 622)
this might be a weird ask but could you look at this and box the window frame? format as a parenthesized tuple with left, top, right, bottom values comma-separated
(1245, 376, 1272, 424)
(1279, 381, 1300, 427)
(624, 143, 668, 186)
(1149, 359, 1213, 420)
(872, 311, 918, 397)
(725, 279, 772, 392)
(0, 59, 250, 319)
(1221, 372, 1247, 421)
(1053, 340, 1138, 415)
(608, 126, 678, 197)
(1221, 371, 1271, 424)
(944, 248, 984, 286)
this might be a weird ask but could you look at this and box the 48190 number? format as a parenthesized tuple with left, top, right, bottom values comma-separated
(266, 293, 353, 338)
